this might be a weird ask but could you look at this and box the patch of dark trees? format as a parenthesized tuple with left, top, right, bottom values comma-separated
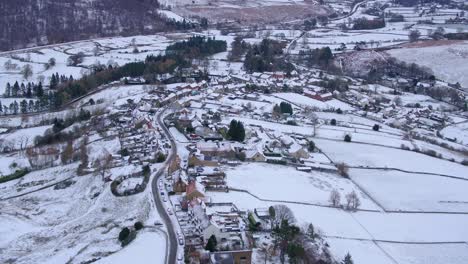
(243, 39, 294, 74)
(0, 0, 199, 51)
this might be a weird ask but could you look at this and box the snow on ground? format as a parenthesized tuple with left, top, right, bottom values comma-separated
(316, 126, 406, 148)
(76, 85, 147, 107)
(222, 116, 314, 136)
(440, 121, 468, 146)
(314, 138, 468, 179)
(88, 136, 121, 163)
(210, 189, 468, 242)
(350, 168, 468, 212)
(169, 127, 189, 143)
(0, 125, 52, 150)
(0, 153, 30, 176)
(226, 163, 379, 210)
(273, 92, 354, 111)
(387, 41, 468, 89)
(209, 190, 372, 239)
(96, 231, 166, 264)
(0, 166, 163, 264)
(327, 238, 395, 264)
(0, 163, 78, 199)
(0, 34, 176, 95)
(377, 242, 468, 264)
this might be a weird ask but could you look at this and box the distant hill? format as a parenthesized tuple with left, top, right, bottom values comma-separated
(0, 0, 168, 51)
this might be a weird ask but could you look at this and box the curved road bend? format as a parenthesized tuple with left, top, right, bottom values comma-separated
(151, 107, 178, 264)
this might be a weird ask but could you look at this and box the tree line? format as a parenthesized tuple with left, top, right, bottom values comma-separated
(4, 81, 44, 98)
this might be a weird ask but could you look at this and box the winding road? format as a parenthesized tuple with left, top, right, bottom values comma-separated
(151, 107, 178, 264)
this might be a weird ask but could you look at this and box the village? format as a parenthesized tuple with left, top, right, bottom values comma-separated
(0, 0, 468, 262)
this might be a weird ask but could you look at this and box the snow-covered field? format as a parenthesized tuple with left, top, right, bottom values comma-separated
(0, 35, 175, 95)
(440, 121, 468, 146)
(387, 41, 468, 89)
(314, 138, 468, 179)
(0, 164, 164, 264)
(273, 92, 354, 111)
(0, 125, 51, 150)
(95, 231, 166, 264)
(226, 163, 379, 210)
(350, 168, 468, 212)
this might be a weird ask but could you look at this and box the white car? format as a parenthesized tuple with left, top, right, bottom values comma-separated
(177, 253, 183, 261)
(167, 208, 173, 215)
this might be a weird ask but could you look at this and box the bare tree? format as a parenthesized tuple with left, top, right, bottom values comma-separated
(345, 190, 361, 211)
(309, 112, 319, 136)
(408, 29, 421, 42)
(329, 189, 341, 207)
(394, 96, 402, 106)
(4, 59, 18, 70)
(93, 45, 100, 56)
(273, 205, 296, 226)
(258, 244, 273, 264)
(61, 140, 74, 164)
(95, 151, 112, 180)
(21, 64, 33, 80)
(336, 162, 349, 177)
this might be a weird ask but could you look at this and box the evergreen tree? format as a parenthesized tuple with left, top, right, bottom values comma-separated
(50, 74, 58, 89)
(37, 82, 44, 97)
(280, 102, 293, 115)
(287, 243, 305, 264)
(34, 101, 40, 112)
(20, 82, 26, 96)
(26, 83, 32, 98)
(205, 235, 217, 252)
(5, 82, 11, 97)
(12, 81, 20, 97)
(342, 253, 353, 264)
(227, 119, 245, 142)
(272, 220, 300, 264)
(28, 100, 34, 112)
(20, 100, 28, 114)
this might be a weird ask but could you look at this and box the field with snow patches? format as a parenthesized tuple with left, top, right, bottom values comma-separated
(226, 163, 379, 210)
